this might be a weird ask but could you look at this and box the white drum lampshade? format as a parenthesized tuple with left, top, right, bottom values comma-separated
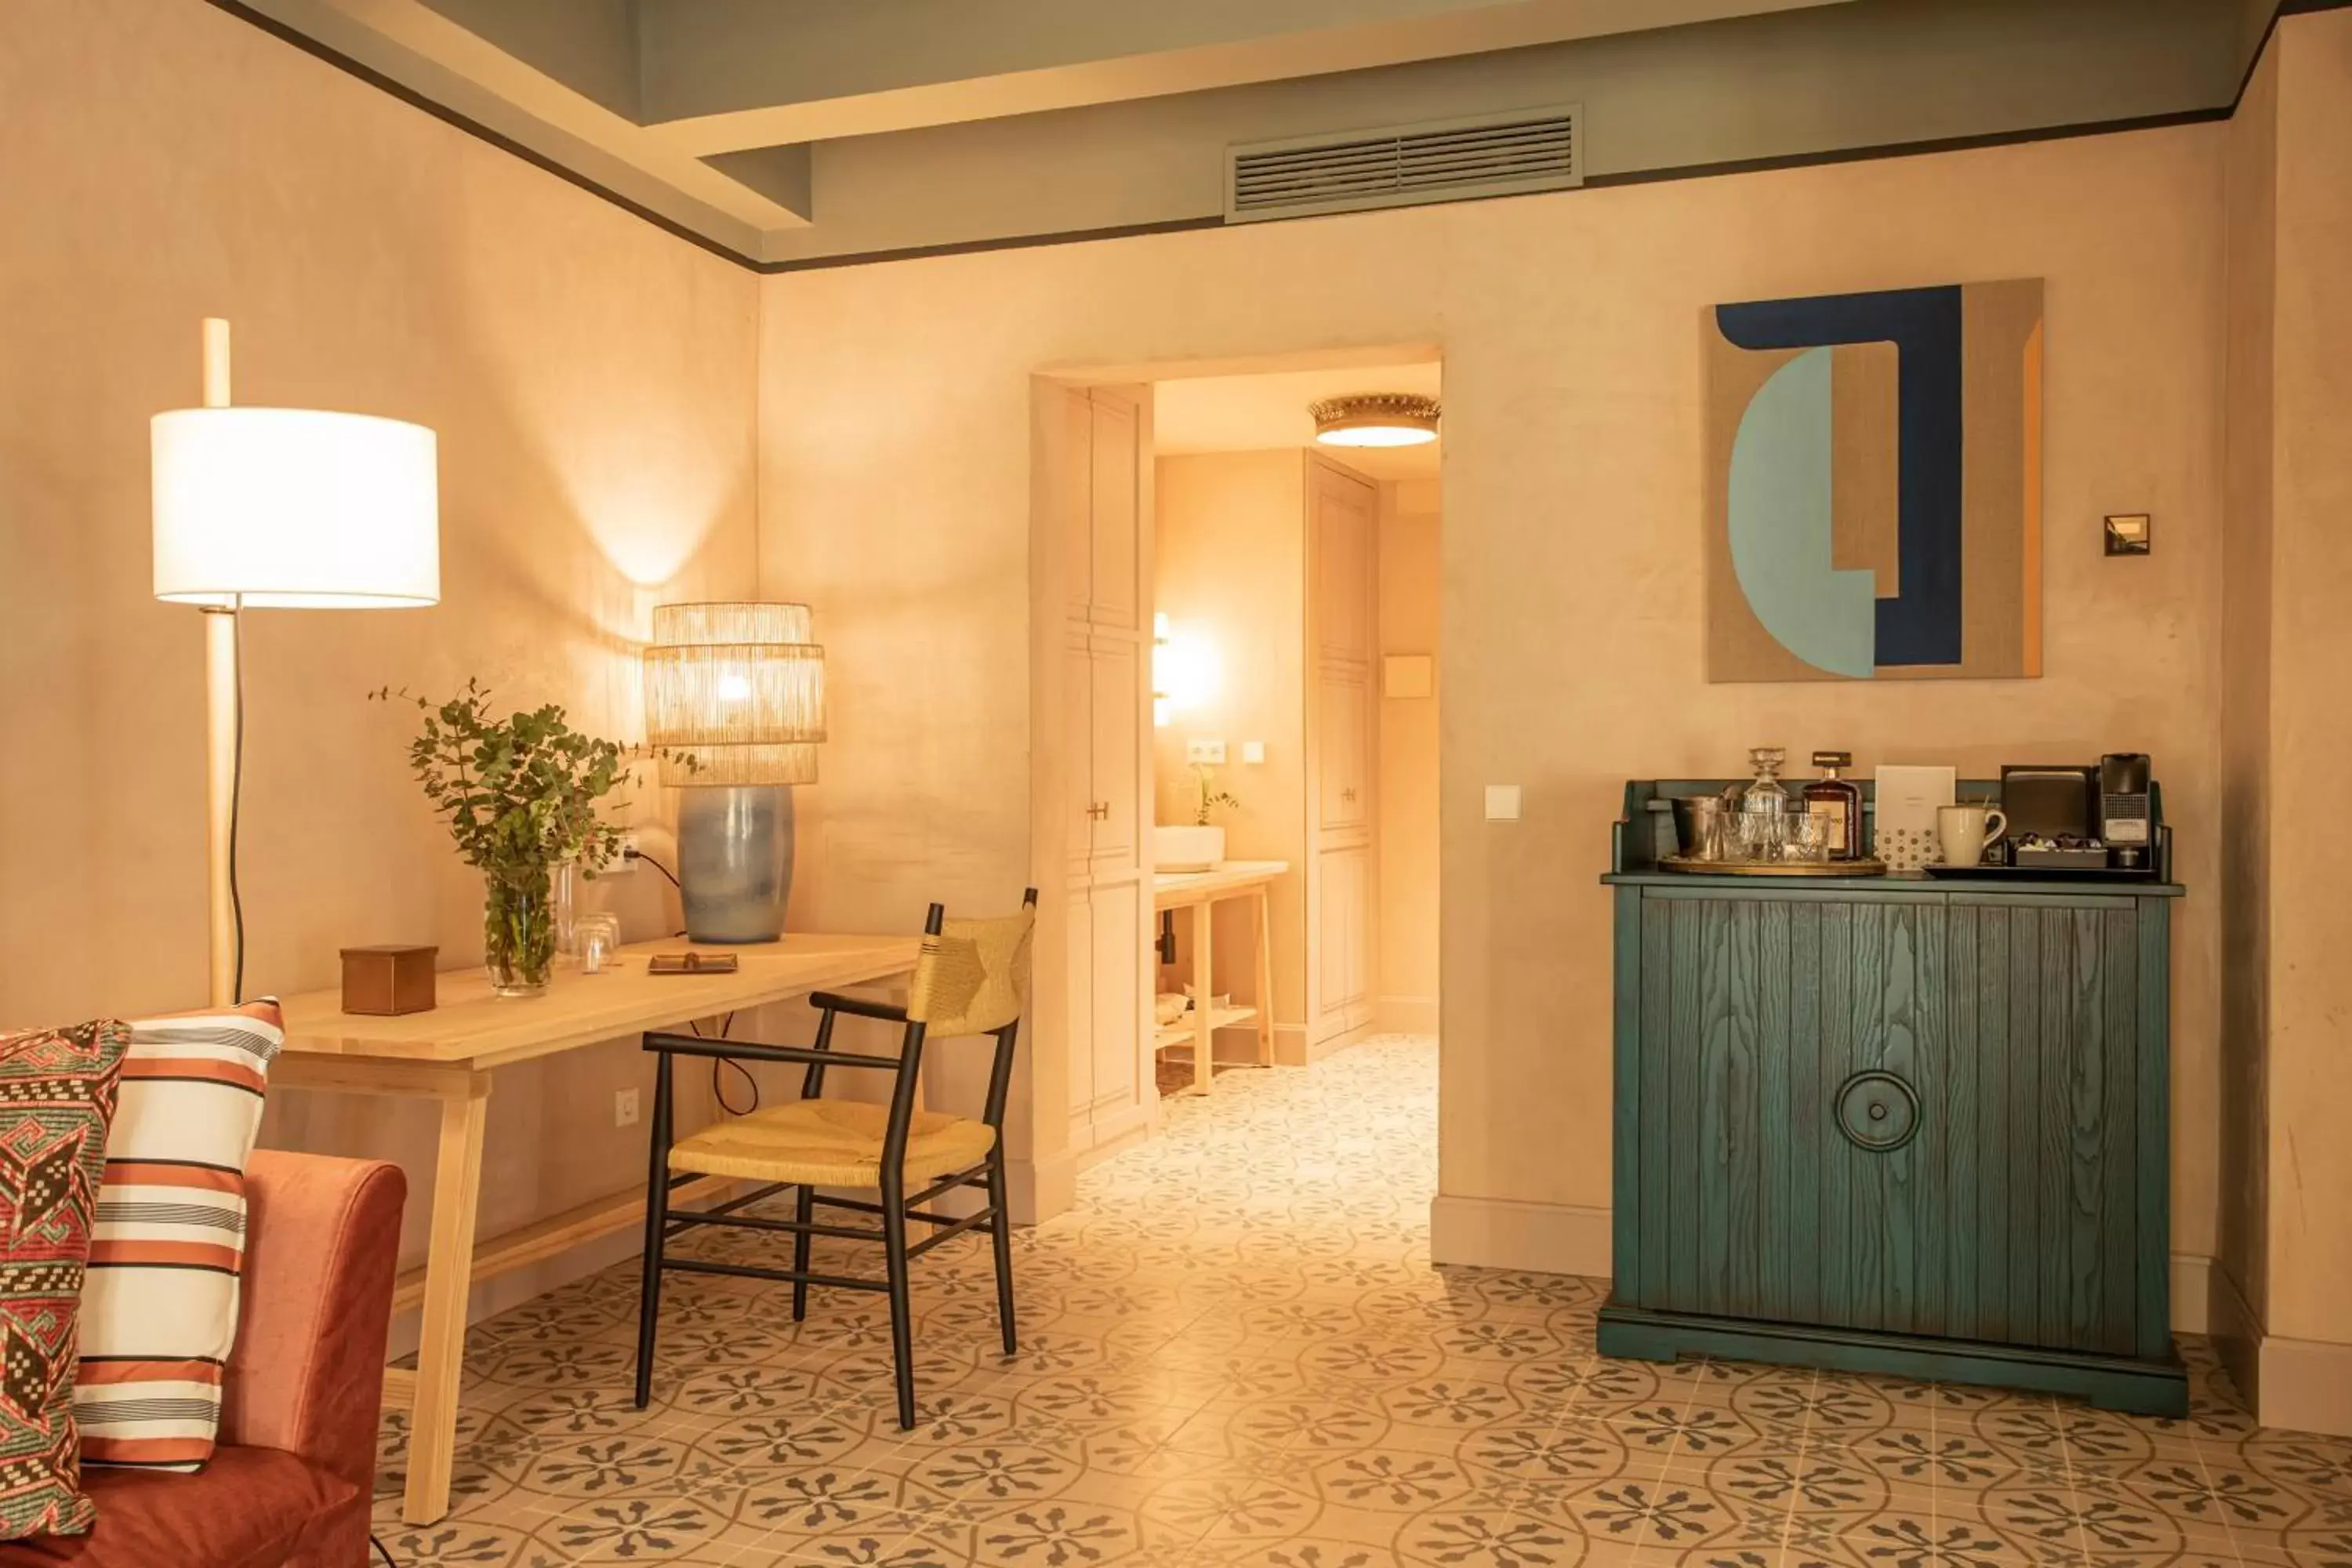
(152, 407, 440, 608)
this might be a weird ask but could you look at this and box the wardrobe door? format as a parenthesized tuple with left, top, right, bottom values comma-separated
(1088, 637, 1142, 875)
(1087, 880, 1145, 1124)
(1088, 394, 1142, 630)
(1066, 631, 1097, 875)
(1065, 894, 1094, 1122)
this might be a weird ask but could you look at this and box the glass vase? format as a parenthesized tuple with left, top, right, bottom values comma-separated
(484, 866, 557, 998)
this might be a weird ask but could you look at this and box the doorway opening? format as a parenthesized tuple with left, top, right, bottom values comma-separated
(1149, 361, 1442, 1097)
(1034, 349, 1441, 1185)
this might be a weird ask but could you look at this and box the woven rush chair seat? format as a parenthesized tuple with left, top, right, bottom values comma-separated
(669, 1100, 996, 1189)
(635, 891, 1038, 1431)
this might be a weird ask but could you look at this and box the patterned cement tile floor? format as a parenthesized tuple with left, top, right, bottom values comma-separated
(373, 1037, 2352, 1568)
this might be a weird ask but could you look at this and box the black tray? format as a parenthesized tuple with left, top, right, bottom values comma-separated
(1921, 861, 2154, 883)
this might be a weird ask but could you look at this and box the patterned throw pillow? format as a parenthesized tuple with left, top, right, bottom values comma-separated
(75, 1002, 281, 1472)
(0, 1018, 130, 1540)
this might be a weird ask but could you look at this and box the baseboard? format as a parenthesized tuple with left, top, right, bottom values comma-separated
(1429, 1192, 1612, 1277)
(2257, 1333, 2352, 1437)
(1277, 1020, 1371, 1067)
(2171, 1253, 2211, 1334)
(1007, 1148, 1077, 1226)
(1376, 996, 1439, 1034)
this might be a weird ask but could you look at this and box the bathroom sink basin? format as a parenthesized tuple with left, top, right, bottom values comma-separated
(1154, 826, 1225, 873)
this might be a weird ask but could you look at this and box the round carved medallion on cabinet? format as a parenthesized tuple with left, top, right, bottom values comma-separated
(1834, 1070, 1919, 1152)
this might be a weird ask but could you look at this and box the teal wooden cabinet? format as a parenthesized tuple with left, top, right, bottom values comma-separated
(1596, 781, 2186, 1416)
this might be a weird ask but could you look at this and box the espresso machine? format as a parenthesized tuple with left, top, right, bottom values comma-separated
(1995, 753, 2156, 873)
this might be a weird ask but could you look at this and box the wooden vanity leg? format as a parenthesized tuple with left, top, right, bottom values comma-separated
(1252, 886, 1275, 1067)
(1191, 900, 1214, 1095)
(405, 1072, 492, 1525)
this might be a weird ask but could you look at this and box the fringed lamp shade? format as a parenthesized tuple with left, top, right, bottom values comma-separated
(643, 602, 826, 786)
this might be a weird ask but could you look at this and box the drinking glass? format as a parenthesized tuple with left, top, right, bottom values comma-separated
(576, 913, 622, 975)
(1782, 814, 1832, 864)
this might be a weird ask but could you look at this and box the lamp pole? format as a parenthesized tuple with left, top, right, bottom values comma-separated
(199, 318, 241, 1008)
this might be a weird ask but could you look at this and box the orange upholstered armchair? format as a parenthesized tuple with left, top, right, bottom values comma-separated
(0, 1151, 407, 1568)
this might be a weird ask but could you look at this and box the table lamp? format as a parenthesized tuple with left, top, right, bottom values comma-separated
(152, 318, 441, 1006)
(641, 602, 826, 942)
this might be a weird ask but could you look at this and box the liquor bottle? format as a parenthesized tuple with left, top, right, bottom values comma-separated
(1805, 750, 1864, 860)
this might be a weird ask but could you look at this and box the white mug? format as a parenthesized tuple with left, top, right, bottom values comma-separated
(1936, 804, 2009, 867)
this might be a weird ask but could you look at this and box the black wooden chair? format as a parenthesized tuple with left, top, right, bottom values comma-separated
(632, 891, 1037, 1429)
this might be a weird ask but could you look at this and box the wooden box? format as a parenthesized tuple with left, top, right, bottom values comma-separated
(340, 945, 437, 1015)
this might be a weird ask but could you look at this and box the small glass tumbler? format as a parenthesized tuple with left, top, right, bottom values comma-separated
(1782, 814, 1833, 864)
(576, 913, 622, 975)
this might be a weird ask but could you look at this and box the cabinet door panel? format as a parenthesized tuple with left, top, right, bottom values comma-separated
(1088, 641, 1141, 873)
(1066, 896, 1094, 1122)
(1065, 634, 1095, 873)
(1947, 902, 2140, 1356)
(1059, 388, 1094, 625)
(1088, 881, 1143, 1116)
(1316, 669, 1370, 832)
(1088, 395, 1141, 630)
(1309, 461, 1375, 663)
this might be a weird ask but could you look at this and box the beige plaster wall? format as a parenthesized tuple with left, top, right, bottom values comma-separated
(0, 0, 760, 1327)
(1378, 483, 1442, 1033)
(2260, 6, 2352, 1350)
(2217, 37, 2278, 1356)
(1152, 452, 1312, 1040)
(756, 124, 2228, 1269)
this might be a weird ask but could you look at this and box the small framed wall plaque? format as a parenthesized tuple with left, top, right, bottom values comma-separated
(2105, 514, 2151, 556)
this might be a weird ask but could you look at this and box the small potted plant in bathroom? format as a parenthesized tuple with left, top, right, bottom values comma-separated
(373, 681, 677, 997)
(1154, 763, 1240, 873)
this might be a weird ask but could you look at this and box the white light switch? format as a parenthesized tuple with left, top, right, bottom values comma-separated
(1186, 737, 1228, 764)
(1486, 785, 1522, 822)
(1241, 740, 1265, 764)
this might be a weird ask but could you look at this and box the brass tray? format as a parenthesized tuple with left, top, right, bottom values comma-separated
(1660, 855, 1888, 877)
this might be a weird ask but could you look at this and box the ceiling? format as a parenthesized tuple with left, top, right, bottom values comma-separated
(220, 0, 2265, 267)
(1155, 362, 1444, 481)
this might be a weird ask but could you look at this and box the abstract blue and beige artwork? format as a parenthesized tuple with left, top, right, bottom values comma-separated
(1704, 279, 2043, 682)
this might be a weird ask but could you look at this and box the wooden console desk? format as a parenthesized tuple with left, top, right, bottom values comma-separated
(274, 932, 919, 1525)
(1153, 861, 1285, 1095)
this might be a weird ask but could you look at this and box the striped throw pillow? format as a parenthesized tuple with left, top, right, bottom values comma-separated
(74, 1000, 281, 1472)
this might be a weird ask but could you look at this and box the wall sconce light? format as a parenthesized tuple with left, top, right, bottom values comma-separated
(1151, 612, 1218, 727)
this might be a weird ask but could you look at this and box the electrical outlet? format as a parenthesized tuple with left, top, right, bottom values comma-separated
(1186, 737, 1228, 764)
(609, 832, 641, 873)
(613, 1088, 640, 1128)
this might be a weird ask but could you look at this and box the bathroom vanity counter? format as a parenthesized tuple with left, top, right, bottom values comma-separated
(1596, 780, 2187, 1415)
(1153, 861, 1286, 1095)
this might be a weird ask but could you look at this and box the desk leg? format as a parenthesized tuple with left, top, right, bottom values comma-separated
(405, 1073, 491, 1526)
(1253, 886, 1275, 1068)
(1191, 901, 1214, 1095)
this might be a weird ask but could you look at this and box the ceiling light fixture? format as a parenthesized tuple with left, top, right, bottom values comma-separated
(1310, 392, 1440, 448)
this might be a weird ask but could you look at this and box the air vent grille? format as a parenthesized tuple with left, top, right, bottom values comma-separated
(1227, 106, 1581, 223)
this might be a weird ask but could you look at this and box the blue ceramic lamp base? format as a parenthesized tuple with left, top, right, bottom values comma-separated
(677, 785, 794, 943)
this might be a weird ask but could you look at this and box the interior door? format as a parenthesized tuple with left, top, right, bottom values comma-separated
(1305, 455, 1380, 1045)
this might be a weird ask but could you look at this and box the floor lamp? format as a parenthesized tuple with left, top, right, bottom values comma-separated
(151, 319, 441, 1006)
